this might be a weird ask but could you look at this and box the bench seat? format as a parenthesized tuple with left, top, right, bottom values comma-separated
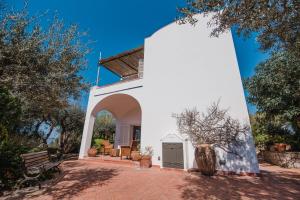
(19, 150, 62, 189)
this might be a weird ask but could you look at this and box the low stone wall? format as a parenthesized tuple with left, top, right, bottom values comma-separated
(262, 151, 300, 168)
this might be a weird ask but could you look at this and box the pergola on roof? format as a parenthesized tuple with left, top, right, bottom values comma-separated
(99, 46, 144, 78)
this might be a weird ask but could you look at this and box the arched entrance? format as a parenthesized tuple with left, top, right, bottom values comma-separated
(92, 110, 116, 145)
(79, 93, 142, 157)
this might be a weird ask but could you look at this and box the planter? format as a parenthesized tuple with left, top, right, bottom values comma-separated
(140, 155, 152, 168)
(275, 143, 286, 152)
(88, 148, 97, 157)
(131, 151, 141, 161)
(98, 147, 104, 154)
(195, 144, 216, 176)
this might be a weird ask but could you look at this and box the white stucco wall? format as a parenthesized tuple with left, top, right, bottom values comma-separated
(140, 14, 259, 173)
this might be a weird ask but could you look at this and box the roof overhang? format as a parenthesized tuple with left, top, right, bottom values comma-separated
(99, 46, 144, 78)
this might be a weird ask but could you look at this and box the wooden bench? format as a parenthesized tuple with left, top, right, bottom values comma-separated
(19, 151, 62, 189)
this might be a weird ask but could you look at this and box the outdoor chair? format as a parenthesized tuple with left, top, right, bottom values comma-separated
(131, 140, 138, 151)
(102, 140, 113, 155)
(120, 140, 139, 160)
(110, 148, 120, 157)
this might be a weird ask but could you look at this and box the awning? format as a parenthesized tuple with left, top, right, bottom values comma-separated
(99, 46, 144, 78)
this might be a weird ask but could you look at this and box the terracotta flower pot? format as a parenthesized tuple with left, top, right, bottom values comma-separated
(131, 151, 141, 161)
(275, 143, 286, 152)
(195, 144, 216, 176)
(88, 148, 97, 157)
(140, 155, 152, 168)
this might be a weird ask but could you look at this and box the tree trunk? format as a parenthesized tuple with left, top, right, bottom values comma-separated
(195, 144, 216, 176)
(59, 119, 66, 154)
(34, 120, 43, 135)
(42, 124, 54, 145)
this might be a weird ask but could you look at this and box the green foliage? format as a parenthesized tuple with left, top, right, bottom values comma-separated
(0, 9, 90, 115)
(57, 105, 85, 154)
(0, 1, 90, 189)
(178, 0, 300, 55)
(245, 51, 300, 139)
(0, 87, 22, 132)
(254, 133, 270, 150)
(93, 111, 116, 143)
(0, 2, 90, 143)
(0, 130, 57, 190)
(250, 112, 300, 151)
(250, 114, 270, 150)
(93, 138, 104, 151)
(0, 124, 8, 142)
(0, 138, 29, 190)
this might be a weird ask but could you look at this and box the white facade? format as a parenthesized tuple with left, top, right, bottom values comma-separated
(79, 14, 259, 173)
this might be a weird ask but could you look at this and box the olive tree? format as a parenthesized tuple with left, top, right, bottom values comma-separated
(245, 51, 300, 149)
(0, 2, 90, 141)
(56, 105, 85, 154)
(178, 0, 300, 55)
(173, 101, 249, 156)
(93, 111, 116, 142)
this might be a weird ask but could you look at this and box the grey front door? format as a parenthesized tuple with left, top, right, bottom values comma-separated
(162, 143, 184, 169)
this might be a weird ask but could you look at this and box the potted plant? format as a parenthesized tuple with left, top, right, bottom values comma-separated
(140, 146, 153, 168)
(88, 147, 97, 157)
(131, 151, 141, 161)
(275, 143, 287, 152)
(93, 138, 104, 154)
(173, 100, 248, 176)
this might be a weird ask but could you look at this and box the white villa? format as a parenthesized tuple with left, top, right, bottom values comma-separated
(79, 14, 259, 174)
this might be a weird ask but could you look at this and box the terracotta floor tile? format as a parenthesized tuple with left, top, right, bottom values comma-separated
(2, 160, 300, 200)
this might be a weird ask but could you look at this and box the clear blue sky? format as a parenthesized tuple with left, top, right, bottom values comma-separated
(9, 0, 269, 113)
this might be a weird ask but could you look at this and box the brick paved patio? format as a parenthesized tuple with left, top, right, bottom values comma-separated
(2, 159, 300, 200)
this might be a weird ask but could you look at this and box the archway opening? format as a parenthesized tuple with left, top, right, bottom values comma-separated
(91, 94, 142, 153)
(92, 110, 116, 147)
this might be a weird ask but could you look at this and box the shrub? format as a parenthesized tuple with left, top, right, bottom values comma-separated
(0, 139, 29, 190)
(93, 138, 104, 152)
(173, 101, 249, 156)
(141, 146, 153, 157)
(250, 113, 300, 151)
(254, 133, 270, 150)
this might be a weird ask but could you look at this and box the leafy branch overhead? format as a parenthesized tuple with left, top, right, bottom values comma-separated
(0, 7, 90, 120)
(0, 3, 91, 143)
(173, 101, 249, 155)
(178, 0, 300, 54)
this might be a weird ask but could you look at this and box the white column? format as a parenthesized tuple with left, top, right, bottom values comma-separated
(79, 113, 95, 158)
(120, 124, 131, 146)
(79, 88, 96, 159)
(114, 120, 121, 148)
